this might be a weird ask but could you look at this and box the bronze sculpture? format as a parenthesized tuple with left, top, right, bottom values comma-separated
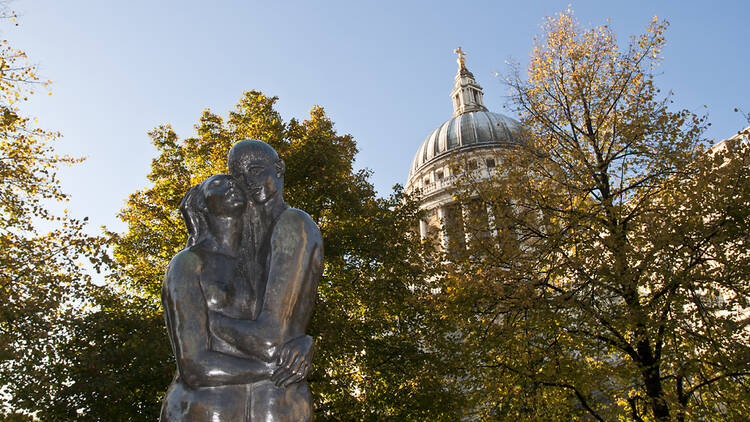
(160, 140, 323, 421)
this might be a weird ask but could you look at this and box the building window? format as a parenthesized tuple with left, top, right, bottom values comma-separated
(468, 160, 478, 170)
(436, 171, 444, 180)
(486, 158, 496, 168)
(424, 177, 431, 185)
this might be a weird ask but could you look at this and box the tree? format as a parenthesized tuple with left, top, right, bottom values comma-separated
(442, 11, 750, 421)
(36, 91, 463, 420)
(0, 22, 105, 417)
(40, 288, 174, 420)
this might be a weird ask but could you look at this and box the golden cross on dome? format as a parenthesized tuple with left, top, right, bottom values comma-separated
(454, 46, 466, 69)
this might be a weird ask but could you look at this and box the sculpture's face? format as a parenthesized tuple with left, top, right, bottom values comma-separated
(239, 160, 281, 205)
(201, 174, 245, 216)
(228, 140, 284, 205)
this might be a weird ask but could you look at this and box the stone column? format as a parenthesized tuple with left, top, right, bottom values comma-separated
(486, 203, 497, 237)
(437, 206, 449, 251)
(419, 219, 428, 241)
(461, 203, 471, 245)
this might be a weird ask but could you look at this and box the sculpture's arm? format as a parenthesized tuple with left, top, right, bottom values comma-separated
(162, 250, 274, 389)
(210, 209, 323, 385)
(208, 311, 280, 361)
(211, 210, 322, 355)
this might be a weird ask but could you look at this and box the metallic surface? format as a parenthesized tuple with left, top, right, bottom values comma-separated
(160, 141, 323, 421)
(454, 46, 466, 68)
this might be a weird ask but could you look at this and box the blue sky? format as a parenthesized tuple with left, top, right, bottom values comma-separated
(7, 0, 750, 233)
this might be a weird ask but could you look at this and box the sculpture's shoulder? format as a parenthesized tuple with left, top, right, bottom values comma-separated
(167, 248, 203, 273)
(274, 207, 322, 246)
(163, 249, 203, 292)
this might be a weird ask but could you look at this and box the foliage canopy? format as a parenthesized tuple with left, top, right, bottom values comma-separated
(0, 21, 105, 420)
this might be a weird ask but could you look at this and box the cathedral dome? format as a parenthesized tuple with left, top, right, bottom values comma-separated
(405, 48, 526, 246)
(408, 110, 521, 179)
(406, 47, 522, 186)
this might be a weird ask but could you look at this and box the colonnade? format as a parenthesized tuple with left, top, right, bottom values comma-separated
(418, 201, 498, 252)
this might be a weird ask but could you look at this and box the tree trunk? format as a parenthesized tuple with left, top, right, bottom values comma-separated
(641, 356, 670, 421)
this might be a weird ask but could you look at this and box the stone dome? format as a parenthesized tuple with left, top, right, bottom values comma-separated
(406, 49, 523, 186)
(408, 110, 521, 179)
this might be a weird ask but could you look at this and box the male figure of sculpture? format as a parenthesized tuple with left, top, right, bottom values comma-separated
(160, 140, 323, 421)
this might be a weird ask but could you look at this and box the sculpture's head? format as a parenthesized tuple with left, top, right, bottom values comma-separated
(179, 174, 245, 248)
(227, 139, 285, 205)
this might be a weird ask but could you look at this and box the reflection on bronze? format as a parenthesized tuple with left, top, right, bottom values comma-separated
(160, 140, 323, 421)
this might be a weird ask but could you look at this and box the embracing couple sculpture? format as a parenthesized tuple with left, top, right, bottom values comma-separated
(160, 140, 323, 421)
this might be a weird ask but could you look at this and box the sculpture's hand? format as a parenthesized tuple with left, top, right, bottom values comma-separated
(271, 335, 314, 387)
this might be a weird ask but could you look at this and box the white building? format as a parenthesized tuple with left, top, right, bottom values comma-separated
(405, 49, 522, 251)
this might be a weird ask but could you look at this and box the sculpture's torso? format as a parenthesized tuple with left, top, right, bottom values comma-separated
(200, 252, 259, 358)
